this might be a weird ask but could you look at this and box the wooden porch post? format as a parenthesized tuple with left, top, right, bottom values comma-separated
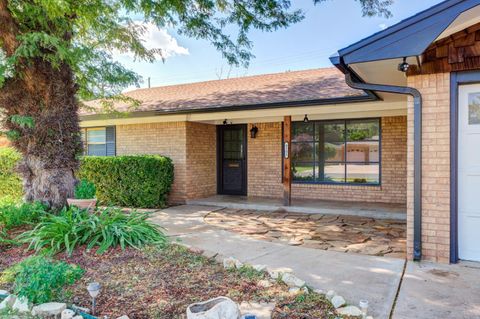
(283, 116, 292, 206)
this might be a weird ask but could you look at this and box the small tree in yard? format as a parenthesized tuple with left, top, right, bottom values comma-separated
(0, 0, 391, 209)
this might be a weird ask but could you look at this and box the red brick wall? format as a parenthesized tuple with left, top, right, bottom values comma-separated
(247, 117, 407, 204)
(407, 73, 450, 263)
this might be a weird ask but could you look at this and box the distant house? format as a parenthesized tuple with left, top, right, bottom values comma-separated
(81, 0, 480, 264)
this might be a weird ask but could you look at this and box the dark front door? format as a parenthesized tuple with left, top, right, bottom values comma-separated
(218, 125, 247, 195)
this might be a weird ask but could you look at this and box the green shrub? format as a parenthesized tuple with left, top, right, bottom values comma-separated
(79, 155, 174, 208)
(74, 178, 96, 199)
(0, 202, 48, 230)
(20, 206, 167, 255)
(0, 148, 22, 202)
(1, 256, 83, 304)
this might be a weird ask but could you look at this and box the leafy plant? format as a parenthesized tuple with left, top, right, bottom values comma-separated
(79, 155, 174, 208)
(74, 179, 96, 199)
(0, 202, 48, 230)
(19, 206, 167, 256)
(0, 148, 22, 202)
(1, 256, 83, 304)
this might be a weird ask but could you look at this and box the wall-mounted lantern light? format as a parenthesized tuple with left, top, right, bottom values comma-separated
(397, 57, 410, 73)
(303, 114, 309, 123)
(223, 119, 228, 125)
(250, 125, 258, 138)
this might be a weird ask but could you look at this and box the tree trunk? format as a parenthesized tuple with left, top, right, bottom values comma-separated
(0, 61, 82, 210)
(0, 1, 81, 209)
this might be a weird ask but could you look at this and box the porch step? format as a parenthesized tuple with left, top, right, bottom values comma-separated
(186, 197, 406, 221)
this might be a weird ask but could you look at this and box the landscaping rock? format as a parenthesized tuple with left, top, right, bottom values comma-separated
(235, 259, 244, 269)
(12, 296, 30, 313)
(288, 287, 301, 295)
(61, 309, 76, 319)
(187, 296, 240, 319)
(331, 295, 346, 309)
(313, 288, 325, 295)
(0, 294, 16, 310)
(116, 316, 130, 319)
(223, 257, 239, 270)
(0, 290, 9, 295)
(257, 280, 272, 288)
(281, 273, 305, 287)
(72, 317, 84, 319)
(239, 301, 275, 319)
(336, 305, 363, 317)
(32, 302, 67, 317)
(326, 290, 336, 301)
(253, 264, 267, 272)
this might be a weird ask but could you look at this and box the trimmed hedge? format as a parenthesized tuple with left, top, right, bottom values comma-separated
(0, 148, 22, 203)
(79, 155, 174, 208)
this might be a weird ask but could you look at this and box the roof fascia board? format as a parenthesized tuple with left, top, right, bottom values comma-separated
(338, 0, 480, 64)
(339, 0, 465, 56)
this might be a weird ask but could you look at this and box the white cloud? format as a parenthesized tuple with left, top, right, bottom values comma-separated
(137, 22, 189, 58)
(116, 22, 189, 59)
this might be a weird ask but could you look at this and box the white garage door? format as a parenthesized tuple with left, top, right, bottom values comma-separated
(458, 84, 480, 262)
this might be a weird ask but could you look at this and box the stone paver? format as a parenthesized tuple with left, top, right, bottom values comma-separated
(204, 208, 406, 258)
(392, 261, 480, 319)
(150, 205, 405, 319)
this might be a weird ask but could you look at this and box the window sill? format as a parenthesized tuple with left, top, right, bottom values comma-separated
(292, 181, 381, 187)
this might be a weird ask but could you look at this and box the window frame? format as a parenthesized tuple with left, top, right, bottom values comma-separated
(288, 117, 382, 186)
(81, 126, 116, 157)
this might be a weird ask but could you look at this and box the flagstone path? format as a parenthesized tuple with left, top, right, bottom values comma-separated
(204, 208, 406, 258)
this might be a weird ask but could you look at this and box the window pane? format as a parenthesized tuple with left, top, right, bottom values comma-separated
(346, 163, 379, 184)
(87, 144, 106, 156)
(292, 162, 314, 182)
(316, 122, 345, 162)
(292, 142, 314, 161)
(319, 162, 345, 183)
(292, 122, 314, 142)
(346, 119, 380, 163)
(87, 129, 106, 143)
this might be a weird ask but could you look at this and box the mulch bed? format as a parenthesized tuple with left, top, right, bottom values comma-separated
(1, 236, 337, 319)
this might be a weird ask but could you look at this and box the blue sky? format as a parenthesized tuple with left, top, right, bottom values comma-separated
(116, 0, 444, 89)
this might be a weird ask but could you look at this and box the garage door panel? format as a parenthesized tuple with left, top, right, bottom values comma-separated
(458, 214, 480, 261)
(458, 84, 480, 262)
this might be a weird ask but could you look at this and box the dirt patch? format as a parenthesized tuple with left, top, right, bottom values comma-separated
(1, 241, 337, 319)
(205, 209, 406, 258)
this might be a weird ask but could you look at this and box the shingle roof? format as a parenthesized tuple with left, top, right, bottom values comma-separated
(82, 67, 367, 115)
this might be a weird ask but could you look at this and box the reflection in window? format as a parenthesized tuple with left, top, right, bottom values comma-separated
(291, 119, 380, 185)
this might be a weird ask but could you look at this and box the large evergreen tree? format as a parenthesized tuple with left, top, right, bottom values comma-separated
(0, 0, 391, 209)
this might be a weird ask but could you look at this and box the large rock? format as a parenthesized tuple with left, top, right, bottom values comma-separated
(0, 290, 9, 296)
(0, 294, 16, 310)
(325, 290, 336, 301)
(187, 296, 240, 319)
(252, 264, 267, 272)
(32, 302, 66, 317)
(12, 296, 30, 313)
(281, 273, 305, 288)
(336, 305, 363, 317)
(331, 295, 346, 309)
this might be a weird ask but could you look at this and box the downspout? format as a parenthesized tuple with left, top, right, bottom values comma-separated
(344, 70, 423, 261)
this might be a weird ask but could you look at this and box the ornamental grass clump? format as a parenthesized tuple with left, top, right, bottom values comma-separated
(19, 206, 167, 256)
(0, 201, 48, 230)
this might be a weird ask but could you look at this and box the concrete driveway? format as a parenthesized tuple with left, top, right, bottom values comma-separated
(150, 205, 480, 319)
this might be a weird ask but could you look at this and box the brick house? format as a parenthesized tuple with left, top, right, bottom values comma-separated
(81, 0, 480, 264)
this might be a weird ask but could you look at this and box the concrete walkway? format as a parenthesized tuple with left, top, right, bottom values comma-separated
(150, 205, 405, 318)
(150, 205, 480, 319)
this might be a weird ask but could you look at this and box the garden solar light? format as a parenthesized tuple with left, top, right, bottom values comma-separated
(359, 299, 369, 318)
(87, 282, 101, 315)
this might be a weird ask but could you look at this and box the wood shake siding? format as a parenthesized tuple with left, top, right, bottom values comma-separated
(247, 117, 407, 204)
(407, 73, 451, 263)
